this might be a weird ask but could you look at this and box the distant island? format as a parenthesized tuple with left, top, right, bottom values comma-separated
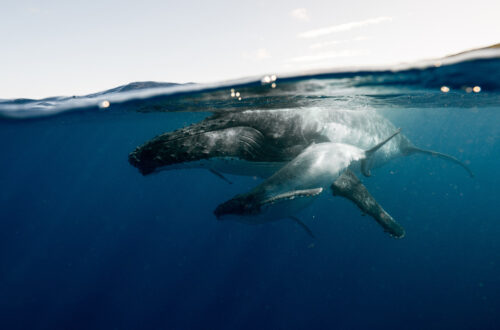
(446, 43, 500, 58)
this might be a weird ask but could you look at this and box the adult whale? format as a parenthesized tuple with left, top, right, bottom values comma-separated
(129, 108, 473, 178)
(214, 129, 406, 238)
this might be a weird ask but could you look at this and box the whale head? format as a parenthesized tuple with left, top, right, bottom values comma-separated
(214, 193, 262, 220)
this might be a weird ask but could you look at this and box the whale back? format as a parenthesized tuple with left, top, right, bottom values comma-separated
(129, 107, 472, 178)
(214, 142, 366, 221)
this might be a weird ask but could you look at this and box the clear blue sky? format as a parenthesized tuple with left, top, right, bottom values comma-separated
(1, 0, 499, 98)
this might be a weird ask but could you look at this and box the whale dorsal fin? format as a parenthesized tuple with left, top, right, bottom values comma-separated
(361, 128, 401, 177)
(331, 169, 405, 238)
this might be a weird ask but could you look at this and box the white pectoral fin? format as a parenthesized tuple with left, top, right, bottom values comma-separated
(260, 188, 323, 206)
(214, 187, 323, 219)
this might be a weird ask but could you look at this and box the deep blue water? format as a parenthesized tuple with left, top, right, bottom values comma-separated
(1, 50, 500, 329)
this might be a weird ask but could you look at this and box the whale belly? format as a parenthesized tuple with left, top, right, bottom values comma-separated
(155, 157, 285, 178)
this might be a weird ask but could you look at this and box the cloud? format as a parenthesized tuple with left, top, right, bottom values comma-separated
(298, 17, 392, 38)
(290, 8, 310, 22)
(309, 36, 369, 50)
(286, 50, 367, 63)
(309, 40, 342, 50)
(26, 7, 50, 15)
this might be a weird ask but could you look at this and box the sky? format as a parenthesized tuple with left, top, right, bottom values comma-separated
(1, 0, 499, 99)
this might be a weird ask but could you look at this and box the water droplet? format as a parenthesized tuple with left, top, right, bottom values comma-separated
(440, 86, 450, 93)
(99, 100, 110, 108)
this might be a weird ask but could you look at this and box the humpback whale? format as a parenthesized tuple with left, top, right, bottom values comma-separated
(128, 108, 473, 238)
(129, 108, 473, 178)
(213, 129, 406, 238)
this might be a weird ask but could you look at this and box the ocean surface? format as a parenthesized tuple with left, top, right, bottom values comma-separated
(1, 48, 499, 330)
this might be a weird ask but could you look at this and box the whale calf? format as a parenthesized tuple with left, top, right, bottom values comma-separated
(214, 129, 406, 238)
(129, 108, 473, 238)
(129, 108, 473, 178)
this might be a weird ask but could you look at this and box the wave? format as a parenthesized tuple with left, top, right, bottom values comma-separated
(1, 46, 499, 119)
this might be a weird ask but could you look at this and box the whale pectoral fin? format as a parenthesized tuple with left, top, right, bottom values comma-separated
(214, 188, 322, 218)
(289, 216, 315, 239)
(260, 188, 323, 206)
(360, 158, 374, 177)
(331, 169, 405, 239)
(209, 168, 233, 184)
(129, 125, 273, 175)
(403, 146, 474, 178)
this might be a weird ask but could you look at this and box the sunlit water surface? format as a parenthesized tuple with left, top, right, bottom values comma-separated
(1, 51, 500, 330)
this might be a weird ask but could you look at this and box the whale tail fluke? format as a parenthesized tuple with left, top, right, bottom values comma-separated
(403, 146, 474, 178)
(361, 128, 401, 177)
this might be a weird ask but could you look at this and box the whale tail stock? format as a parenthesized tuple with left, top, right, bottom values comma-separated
(361, 128, 402, 177)
(402, 146, 474, 178)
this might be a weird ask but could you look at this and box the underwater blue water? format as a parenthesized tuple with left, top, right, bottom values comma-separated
(1, 50, 500, 329)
